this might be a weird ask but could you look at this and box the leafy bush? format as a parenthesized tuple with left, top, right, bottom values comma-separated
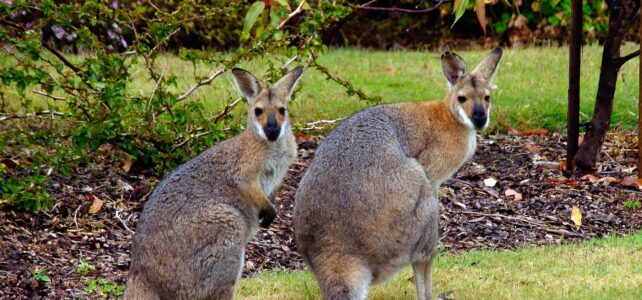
(0, 0, 370, 211)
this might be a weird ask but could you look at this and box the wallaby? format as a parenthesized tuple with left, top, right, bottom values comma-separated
(293, 48, 502, 300)
(124, 67, 303, 300)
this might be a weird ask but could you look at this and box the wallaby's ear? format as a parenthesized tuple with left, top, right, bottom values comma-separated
(472, 48, 503, 84)
(441, 50, 467, 87)
(272, 66, 304, 100)
(231, 68, 261, 100)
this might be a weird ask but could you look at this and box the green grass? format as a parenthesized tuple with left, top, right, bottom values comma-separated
(2, 44, 639, 131)
(237, 232, 642, 300)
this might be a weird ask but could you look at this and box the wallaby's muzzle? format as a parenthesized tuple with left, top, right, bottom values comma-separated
(471, 104, 486, 129)
(264, 115, 281, 141)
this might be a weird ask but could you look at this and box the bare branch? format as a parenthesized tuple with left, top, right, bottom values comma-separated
(175, 69, 225, 103)
(0, 110, 65, 122)
(302, 118, 344, 131)
(278, 0, 307, 29)
(148, 61, 168, 123)
(617, 49, 640, 67)
(283, 55, 299, 69)
(211, 97, 243, 124)
(349, 0, 452, 14)
(33, 90, 67, 101)
(42, 43, 81, 73)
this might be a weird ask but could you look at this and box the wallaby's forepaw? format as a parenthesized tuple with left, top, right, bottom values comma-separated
(259, 205, 276, 228)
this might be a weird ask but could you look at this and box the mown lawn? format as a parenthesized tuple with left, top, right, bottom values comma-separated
(237, 232, 642, 300)
(2, 44, 639, 131)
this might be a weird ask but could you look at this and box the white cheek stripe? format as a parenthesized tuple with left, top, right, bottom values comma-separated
(278, 119, 288, 139)
(483, 104, 492, 129)
(457, 107, 475, 130)
(254, 121, 267, 140)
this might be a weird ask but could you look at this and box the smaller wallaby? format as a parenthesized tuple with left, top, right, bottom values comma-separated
(294, 48, 502, 300)
(124, 67, 303, 300)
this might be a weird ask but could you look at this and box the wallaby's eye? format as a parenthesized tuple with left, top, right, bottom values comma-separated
(457, 96, 467, 103)
(254, 107, 263, 117)
(484, 95, 491, 102)
(278, 107, 286, 115)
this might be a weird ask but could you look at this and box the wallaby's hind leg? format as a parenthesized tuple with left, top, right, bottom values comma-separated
(412, 245, 438, 300)
(314, 256, 372, 300)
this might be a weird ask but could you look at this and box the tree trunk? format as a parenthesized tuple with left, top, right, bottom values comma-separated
(566, 0, 582, 174)
(573, 0, 640, 174)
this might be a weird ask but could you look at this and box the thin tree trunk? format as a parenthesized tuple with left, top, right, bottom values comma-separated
(566, 0, 582, 174)
(639, 0, 642, 179)
(573, 0, 640, 174)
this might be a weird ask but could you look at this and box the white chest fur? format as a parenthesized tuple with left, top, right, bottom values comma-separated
(464, 131, 477, 162)
(260, 142, 295, 197)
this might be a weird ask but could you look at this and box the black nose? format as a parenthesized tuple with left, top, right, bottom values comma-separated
(472, 110, 486, 129)
(263, 115, 280, 141)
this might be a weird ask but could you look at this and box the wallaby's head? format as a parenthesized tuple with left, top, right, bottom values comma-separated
(441, 48, 502, 131)
(232, 67, 304, 142)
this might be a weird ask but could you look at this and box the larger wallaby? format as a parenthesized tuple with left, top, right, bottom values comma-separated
(294, 48, 502, 300)
(124, 67, 303, 300)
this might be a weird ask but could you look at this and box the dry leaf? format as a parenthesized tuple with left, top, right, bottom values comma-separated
(483, 178, 498, 187)
(88, 194, 103, 214)
(571, 206, 582, 230)
(620, 176, 642, 190)
(581, 174, 598, 184)
(294, 132, 313, 142)
(504, 189, 523, 201)
(498, 117, 520, 135)
(379, 67, 396, 74)
(558, 160, 567, 171)
(524, 143, 539, 153)
(597, 176, 618, 185)
(520, 129, 549, 136)
(122, 153, 132, 173)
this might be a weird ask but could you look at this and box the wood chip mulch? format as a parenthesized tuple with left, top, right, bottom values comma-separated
(1, 131, 641, 299)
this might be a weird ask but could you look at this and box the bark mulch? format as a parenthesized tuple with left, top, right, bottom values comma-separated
(1, 131, 641, 299)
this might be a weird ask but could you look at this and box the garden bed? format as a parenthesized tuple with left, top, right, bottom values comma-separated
(1, 130, 641, 299)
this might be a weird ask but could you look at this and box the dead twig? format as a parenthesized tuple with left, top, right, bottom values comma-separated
(175, 69, 225, 103)
(278, 0, 307, 29)
(349, 0, 452, 14)
(211, 97, 243, 124)
(448, 178, 499, 199)
(33, 90, 67, 101)
(302, 118, 344, 131)
(452, 210, 584, 238)
(115, 210, 136, 235)
(0, 110, 65, 122)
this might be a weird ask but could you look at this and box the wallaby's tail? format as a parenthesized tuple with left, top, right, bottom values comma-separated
(312, 254, 372, 300)
(123, 274, 160, 300)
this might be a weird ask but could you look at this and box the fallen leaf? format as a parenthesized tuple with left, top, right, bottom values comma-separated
(571, 206, 582, 230)
(379, 67, 396, 74)
(294, 132, 313, 142)
(504, 189, 523, 201)
(498, 118, 520, 135)
(597, 176, 618, 184)
(558, 160, 567, 171)
(520, 129, 549, 136)
(581, 174, 598, 184)
(524, 143, 539, 153)
(88, 194, 103, 214)
(122, 153, 132, 173)
(483, 178, 498, 187)
(620, 176, 642, 190)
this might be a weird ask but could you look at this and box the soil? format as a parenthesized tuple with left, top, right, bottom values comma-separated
(1, 130, 641, 299)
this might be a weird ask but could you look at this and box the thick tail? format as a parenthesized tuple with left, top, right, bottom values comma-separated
(311, 254, 372, 300)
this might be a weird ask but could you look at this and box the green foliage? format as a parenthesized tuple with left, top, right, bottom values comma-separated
(31, 267, 51, 283)
(75, 260, 96, 276)
(85, 278, 125, 297)
(0, 0, 375, 212)
(624, 200, 641, 210)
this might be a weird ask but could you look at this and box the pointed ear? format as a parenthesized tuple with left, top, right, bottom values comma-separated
(272, 66, 304, 100)
(441, 50, 467, 87)
(471, 48, 503, 83)
(231, 68, 261, 100)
